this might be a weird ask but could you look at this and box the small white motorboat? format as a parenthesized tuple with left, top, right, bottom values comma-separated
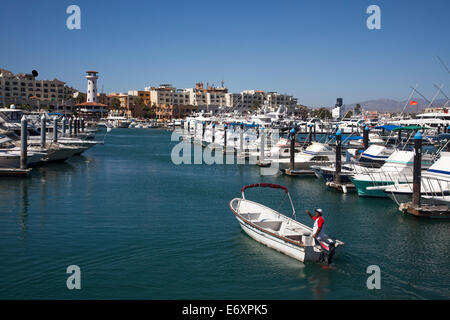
(229, 183, 344, 264)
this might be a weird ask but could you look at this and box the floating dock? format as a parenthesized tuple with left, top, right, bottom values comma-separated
(399, 202, 450, 218)
(325, 181, 356, 193)
(0, 168, 32, 176)
(283, 168, 315, 176)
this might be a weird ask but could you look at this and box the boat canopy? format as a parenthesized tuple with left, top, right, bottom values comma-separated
(240, 183, 295, 219)
(438, 133, 450, 140)
(375, 124, 400, 131)
(241, 183, 288, 193)
(391, 125, 431, 131)
(328, 135, 363, 140)
(226, 122, 259, 128)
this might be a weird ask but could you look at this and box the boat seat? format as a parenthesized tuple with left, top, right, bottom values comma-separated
(239, 213, 261, 221)
(254, 220, 283, 232)
(285, 235, 302, 241)
(285, 227, 311, 236)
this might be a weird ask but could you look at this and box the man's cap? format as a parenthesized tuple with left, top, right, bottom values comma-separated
(315, 208, 322, 213)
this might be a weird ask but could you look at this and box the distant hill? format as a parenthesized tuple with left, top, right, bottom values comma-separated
(344, 98, 447, 113)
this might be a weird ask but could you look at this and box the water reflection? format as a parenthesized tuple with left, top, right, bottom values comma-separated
(18, 178, 29, 238)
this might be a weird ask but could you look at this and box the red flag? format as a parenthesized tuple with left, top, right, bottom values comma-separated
(409, 100, 418, 106)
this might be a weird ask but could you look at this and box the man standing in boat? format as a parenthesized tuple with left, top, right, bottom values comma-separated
(305, 209, 324, 239)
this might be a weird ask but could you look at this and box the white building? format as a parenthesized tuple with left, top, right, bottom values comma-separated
(229, 90, 297, 111)
(141, 82, 299, 113)
(144, 84, 190, 106)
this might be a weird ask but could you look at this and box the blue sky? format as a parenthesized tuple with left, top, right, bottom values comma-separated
(1, 0, 449, 107)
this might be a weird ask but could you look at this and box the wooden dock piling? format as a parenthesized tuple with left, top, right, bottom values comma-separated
(62, 117, 67, 137)
(69, 118, 73, 137)
(412, 131, 422, 207)
(53, 116, 58, 143)
(363, 125, 369, 150)
(20, 116, 27, 170)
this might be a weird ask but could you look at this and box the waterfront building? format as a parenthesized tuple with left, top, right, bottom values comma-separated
(155, 104, 198, 122)
(229, 90, 298, 111)
(143, 82, 299, 114)
(128, 90, 151, 106)
(0, 68, 77, 110)
(184, 82, 229, 111)
(144, 84, 190, 106)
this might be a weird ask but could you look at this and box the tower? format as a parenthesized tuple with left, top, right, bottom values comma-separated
(86, 71, 99, 103)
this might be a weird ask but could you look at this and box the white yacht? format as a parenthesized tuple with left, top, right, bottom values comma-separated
(270, 142, 339, 173)
(382, 152, 450, 204)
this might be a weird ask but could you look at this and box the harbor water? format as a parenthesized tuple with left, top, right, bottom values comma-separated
(0, 129, 449, 299)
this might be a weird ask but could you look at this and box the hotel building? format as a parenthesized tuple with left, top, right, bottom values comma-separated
(0, 68, 77, 109)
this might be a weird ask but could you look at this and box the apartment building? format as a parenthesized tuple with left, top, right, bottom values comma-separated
(0, 68, 77, 109)
(144, 84, 190, 106)
(230, 90, 297, 111)
(184, 82, 229, 110)
(128, 90, 151, 106)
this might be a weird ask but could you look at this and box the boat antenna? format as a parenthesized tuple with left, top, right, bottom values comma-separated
(437, 55, 450, 76)
(433, 84, 450, 101)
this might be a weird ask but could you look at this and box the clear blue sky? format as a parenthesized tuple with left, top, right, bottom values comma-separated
(1, 0, 449, 107)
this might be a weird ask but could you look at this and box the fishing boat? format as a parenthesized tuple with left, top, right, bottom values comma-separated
(381, 152, 450, 204)
(349, 144, 394, 167)
(351, 150, 434, 197)
(229, 183, 344, 264)
(311, 163, 357, 183)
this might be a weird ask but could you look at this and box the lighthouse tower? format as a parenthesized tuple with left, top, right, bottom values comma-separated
(86, 71, 99, 103)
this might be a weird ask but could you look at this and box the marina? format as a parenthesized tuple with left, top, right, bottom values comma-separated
(0, 127, 449, 299)
(0, 0, 449, 305)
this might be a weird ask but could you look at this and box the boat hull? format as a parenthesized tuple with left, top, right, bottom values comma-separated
(351, 179, 393, 197)
(236, 216, 307, 262)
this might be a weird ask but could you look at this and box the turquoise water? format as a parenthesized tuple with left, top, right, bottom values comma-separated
(0, 129, 448, 299)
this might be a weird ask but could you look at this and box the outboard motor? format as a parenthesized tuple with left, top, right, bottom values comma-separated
(317, 235, 337, 265)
